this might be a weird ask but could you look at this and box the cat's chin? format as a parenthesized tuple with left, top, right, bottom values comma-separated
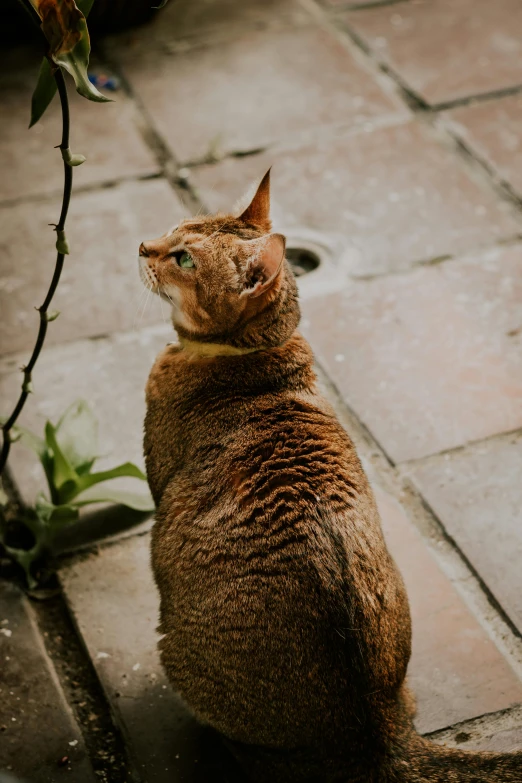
(158, 291, 173, 304)
(159, 285, 194, 332)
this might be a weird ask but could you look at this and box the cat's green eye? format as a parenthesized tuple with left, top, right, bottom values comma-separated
(179, 251, 194, 269)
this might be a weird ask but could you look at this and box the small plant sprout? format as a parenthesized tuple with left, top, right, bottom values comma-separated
(0, 401, 154, 587)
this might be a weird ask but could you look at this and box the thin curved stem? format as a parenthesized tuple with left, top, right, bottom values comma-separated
(0, 67, 72, 475)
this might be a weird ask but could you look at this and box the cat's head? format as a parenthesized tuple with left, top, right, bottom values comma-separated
(138, 170, 300, 351)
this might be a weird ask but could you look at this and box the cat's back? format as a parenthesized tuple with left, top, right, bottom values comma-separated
(147, 335, 387, 620)
(150, 382, 367, 741)
(148, 354, 408, 741)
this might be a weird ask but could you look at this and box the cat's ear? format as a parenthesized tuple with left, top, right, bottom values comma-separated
(239, 169, 272, 232)
(243, 233, 286, 299)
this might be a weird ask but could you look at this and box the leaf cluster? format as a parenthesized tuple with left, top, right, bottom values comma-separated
(1, 401, 153, 586)
(27, 0, 111, 127)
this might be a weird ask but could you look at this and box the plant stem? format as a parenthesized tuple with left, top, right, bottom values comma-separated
(0, 68, 72, 476)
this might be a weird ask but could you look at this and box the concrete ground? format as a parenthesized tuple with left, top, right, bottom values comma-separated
(1, 0, 522, 780)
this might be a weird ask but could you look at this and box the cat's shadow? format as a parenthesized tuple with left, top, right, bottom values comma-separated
(122, 690, 246, 782)
(170, 724, 246, 783)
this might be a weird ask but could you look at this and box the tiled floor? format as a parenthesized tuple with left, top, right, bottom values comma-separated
(1, 0, 521, 779)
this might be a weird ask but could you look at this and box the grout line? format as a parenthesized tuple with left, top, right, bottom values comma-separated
(425, 704, 522, 744)
(31, 591, 132, 782)
(346, 233, 522, 282)
(432, 83, 522, 113)
(96, 43, 204, 217)
(0, 171, 163, 211)
(317, 0, 408, 10)
(325, 6, 522, 218)
(400, 427, 522, 470)
(435, 116, 522, 209)
(178, 145, 269, 170)
(334, 12, 522, 122)
(329, 15, 429, 111)
(301, 0, 419, 115)
(345, 0, 408, 8)
(0, 322, 172, 371)
(399, 475, 522, 650)
(152, 111, 411, 169)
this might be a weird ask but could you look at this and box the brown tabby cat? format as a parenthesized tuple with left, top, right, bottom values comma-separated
(141, 171, 522, 782)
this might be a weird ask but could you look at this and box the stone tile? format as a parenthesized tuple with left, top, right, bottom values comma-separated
(432, 708, 522, 751)
(474, 727, 522, 752)
(407, 432, 522, 635)
(300, 244, 522, 462)
(343, 0, 522, 105)
(438, 726, 522, 753)
(446, 95, 522, 197)
(375, 487, 522, 734)
(0, 48, 159, 203)
(0, 580, 96, 782)
(59, 536, 243, 783)
(0, 179, 187, 355)
(115, 24, 406, 162)
(190, 124, 521, 276)
(0, 325, 171, 505)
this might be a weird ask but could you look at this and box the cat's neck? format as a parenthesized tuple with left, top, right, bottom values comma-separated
(178, 337, 264, 358)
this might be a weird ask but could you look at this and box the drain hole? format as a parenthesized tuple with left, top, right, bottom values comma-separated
(286, 247, 321, 277)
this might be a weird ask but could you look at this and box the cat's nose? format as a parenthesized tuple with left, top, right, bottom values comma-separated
(139, 242, 150, 258)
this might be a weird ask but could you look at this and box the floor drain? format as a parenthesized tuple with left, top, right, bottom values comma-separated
(286, 247, 321, 277)
(281, 227, 356, 299)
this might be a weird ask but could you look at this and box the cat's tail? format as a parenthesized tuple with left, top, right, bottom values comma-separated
(386, 731, 522, 782)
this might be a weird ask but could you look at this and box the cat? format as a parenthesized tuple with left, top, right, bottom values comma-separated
(141, 170, 522, 782)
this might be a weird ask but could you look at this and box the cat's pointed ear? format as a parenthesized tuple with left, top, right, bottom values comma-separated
(239, 169, 272, 232)
(243, 233, 286, 299)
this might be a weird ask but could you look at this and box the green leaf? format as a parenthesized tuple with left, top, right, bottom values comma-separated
(3, 544, 40, 589)
(61, 148, 86, 166)
(35, 493, 79, 527)
(74, 486, 155, 512)
(75, 462, 147, 495)
(0, 419, 46, 459)
(30, 0, 112, 104)
(2, 419, 55, 494)
(55, 400, 98, 475)
(76, 0, 95, 15)
(45, 421, 79, 495)
(29, 57, 58, 128)
(34, 493, 56, 523)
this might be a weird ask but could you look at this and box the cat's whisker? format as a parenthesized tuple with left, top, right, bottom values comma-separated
(143, 285, 155, 324)
(132, 285, 151, 329)
(137, 284, 153, 328)
(158, 291, 168, 326)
